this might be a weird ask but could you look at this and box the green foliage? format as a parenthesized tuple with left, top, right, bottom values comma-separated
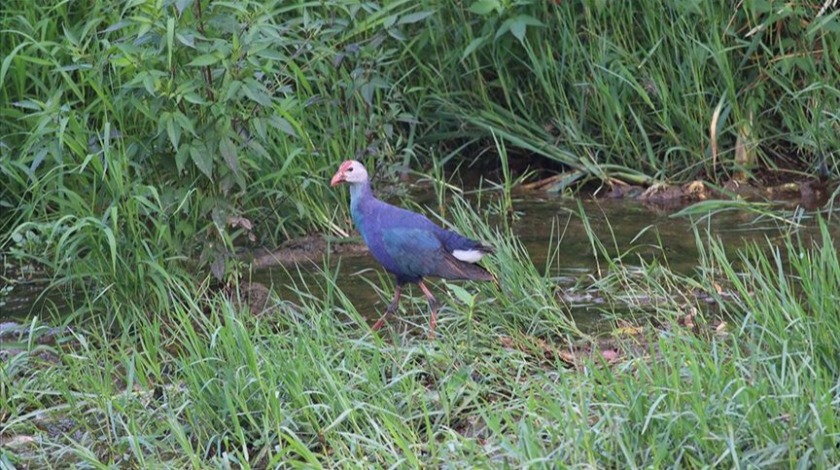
(3, 0, 839, 313)
(4, 1, 839, 466)
(3, 209, 840, 467)
(412, 0, 840, 182)
(0, 0, 428, 308)
(2, 0, 839, 462)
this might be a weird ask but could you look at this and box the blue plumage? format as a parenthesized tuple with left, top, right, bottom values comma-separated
(331, 160, 494, 338)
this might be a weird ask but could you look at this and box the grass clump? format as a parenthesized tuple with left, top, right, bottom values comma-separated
(3, 207, 840, 467)
(414, 1, 840, 184)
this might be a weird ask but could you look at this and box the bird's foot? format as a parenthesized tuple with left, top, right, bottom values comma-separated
(428, 309, 437, 340)
(372, 286, 401, 334)
(371, 315, 388, 331)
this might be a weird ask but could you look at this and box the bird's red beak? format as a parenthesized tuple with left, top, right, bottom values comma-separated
(330, 170, 344, 187)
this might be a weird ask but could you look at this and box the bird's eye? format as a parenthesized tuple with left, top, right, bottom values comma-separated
(347, 167, 354, 172)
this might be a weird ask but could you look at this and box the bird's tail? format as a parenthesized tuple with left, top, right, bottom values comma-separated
(437, 252, 495, 282)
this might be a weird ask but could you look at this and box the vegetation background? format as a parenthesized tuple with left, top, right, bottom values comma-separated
(1, 0, 839, 467)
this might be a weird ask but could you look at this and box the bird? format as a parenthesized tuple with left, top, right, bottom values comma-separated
(330, 160, 494, 339)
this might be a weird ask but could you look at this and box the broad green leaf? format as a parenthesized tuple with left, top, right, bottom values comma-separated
(190, 144, 214, 178)
(469, 0, 500, 15)
(188, 54, 220, 66)
(254, 48, 284, 61)
(30, 147, 47, 173)
(175, 143, 191, 173)
(175, 0, 193, 15)
(166, 17, 175, 67)
(12, 100, 42, 111)
(242, 78, 272, 106)
(510, 18, 527, 42)
(103, 20, 131, 34)
(222, 80, 242, 103)
(220, 136, 238, 174)
(516, 15, 544, 27)
(166, 114, 181, 149)
(253, 117, 267, 141)
(447, 283, 476, 306)
(55, 64, 92, 72)
(182, 92, 207, 105)
(136, 22, 152, 40)
(247, 140, 271, 160)
(269, 115, 298, 138)
(387, 27, 407, 41)
(110, 56, 133, 67)
(176, 32, 195, 48)
(383, 14, 398, 29)
(361, 82, 375, 105)
(462, 36, 487, 60)
(141, 73, 156, 95)
(173, 111, 196, 136)
(0, 42, 27, 83)
(496, 15, 543, 43)
(398, 11, 435, 25)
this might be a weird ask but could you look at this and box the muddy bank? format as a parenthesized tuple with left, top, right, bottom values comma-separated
(240, 234, 368, 269)
(501, 311, 730, 370)
(0, 321, 73, 364)
(593, 177, 831, 210)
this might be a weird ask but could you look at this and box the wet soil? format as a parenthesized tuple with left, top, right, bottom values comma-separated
(242, 234, 369, 268)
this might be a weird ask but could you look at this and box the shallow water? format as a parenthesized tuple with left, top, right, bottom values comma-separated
(2, 192, 835, 329)
(251, 193, 835, 329)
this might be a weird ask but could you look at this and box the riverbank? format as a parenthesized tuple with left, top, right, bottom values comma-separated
(3, 198, 839, 467)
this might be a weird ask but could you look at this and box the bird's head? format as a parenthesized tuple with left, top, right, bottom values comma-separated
(330, 160, 369, 186)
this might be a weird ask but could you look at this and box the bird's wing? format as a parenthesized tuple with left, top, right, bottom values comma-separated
(381, 227, 445, 279)
(381, 227, 493, 281)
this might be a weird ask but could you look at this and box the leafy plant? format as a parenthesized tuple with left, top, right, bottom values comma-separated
(0, 0, 432, 305)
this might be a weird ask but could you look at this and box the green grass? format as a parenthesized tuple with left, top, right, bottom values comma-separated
(3, 205, 839, 467)
(2, 0, 838, 306)
(414, 0, 840, 183)
(2, 0, 840, 467)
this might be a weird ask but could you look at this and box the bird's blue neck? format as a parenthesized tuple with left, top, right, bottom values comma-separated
(348, 182, 373, 236)
(348, 181, 373, 209)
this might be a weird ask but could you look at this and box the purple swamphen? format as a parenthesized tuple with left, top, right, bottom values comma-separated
(331, 160, 494, 338)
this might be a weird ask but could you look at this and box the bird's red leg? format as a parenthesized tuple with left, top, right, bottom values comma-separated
(418, 281, 439, 340)
(372, 285, 401, 332)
